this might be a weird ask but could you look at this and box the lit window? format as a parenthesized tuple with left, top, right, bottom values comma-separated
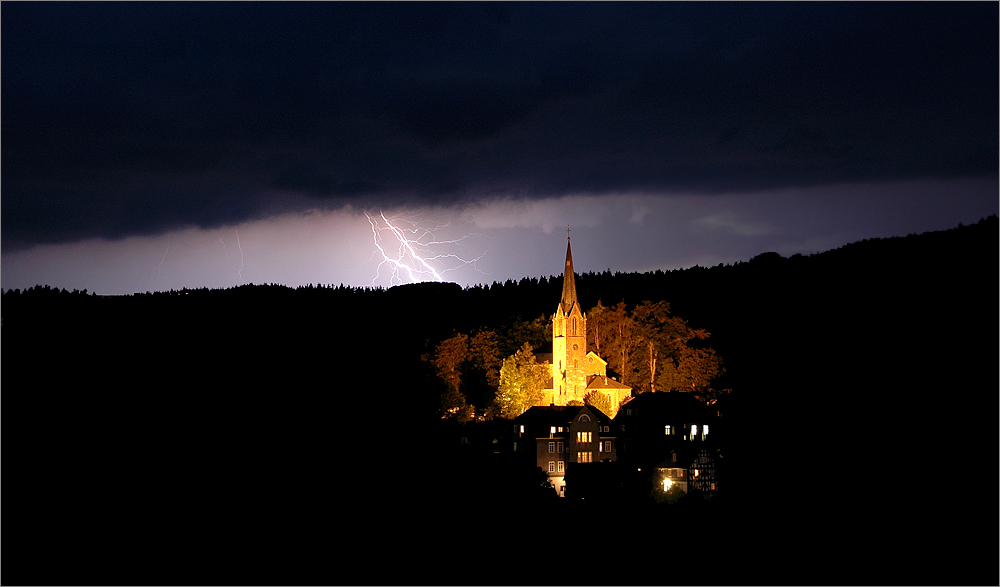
(577, 452, 592, 463)
(663, 477, 673, 491)
(548, 461, 555, 473)
(577, 431, 592, 443)
(548, 442, 555, 453)
(558, 427, 563, 433)
(703, 425, 709, 439)
(693, 469, 700, 478)
(519, 425, 524, 434)
(691, 424, 698, 439)
(551, 426, 556, 434)
(557, 461, 564, 473)
(665, 425, 673, 435)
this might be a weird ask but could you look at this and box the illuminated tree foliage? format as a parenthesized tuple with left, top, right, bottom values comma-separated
(468, 329, 502, 388)
(429, 319, 546, 421)
(588, 300, 635, 385)
(432, 333, 472, 421)
(432, 332, 468, 393)
(589, 300, 724, 398)
(496, 343, 547, 419)
(584, 390, 616, 418)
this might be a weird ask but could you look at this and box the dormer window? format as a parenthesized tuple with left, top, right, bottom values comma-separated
(579, 414, 591, 423)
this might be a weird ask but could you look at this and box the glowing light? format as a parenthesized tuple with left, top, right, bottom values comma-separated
(365, 211, 488, 287)
(663, 477, 673, 491)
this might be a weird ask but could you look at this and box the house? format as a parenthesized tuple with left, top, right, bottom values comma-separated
(536, 237, 632, 408)
(613, 390, 721, 494)
(512, 404, 617, 497)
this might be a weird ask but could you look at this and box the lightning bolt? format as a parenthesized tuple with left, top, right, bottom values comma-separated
(136, 237, 171, 292)
(365, 210, 488, 287)
(236, 228, 245, 282)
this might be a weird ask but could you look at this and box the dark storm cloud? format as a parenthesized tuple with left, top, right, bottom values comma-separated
(3, 3, 997, 249)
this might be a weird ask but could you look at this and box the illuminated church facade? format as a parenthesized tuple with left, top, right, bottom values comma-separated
(537, 238, 631, 408)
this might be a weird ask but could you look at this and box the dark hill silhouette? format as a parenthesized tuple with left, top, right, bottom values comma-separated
(3, 215, 996, 585)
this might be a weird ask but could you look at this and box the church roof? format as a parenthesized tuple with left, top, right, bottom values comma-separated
(560, 237, 579, 315)
(586, 374, 631, 391)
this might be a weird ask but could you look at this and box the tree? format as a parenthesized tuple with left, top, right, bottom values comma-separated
(584, 390, 616, 418)
(501, 316, 549, 359)
(432, 332, 468, 392)
(466, 329, 502, 413)
(631, 300, 673, 393)
(588, 299, 724, 398)
(432, 333, 470, 419)
(588, 300, 634, 383)
(496, 343, 547, 419)
(468, 329, 501, 388)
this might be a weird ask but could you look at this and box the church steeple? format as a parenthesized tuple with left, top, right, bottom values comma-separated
(560, 237, 578, 315)
(551, 234, 587, 406)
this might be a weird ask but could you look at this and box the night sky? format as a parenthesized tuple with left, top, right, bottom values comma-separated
(3, 3, 997, 294)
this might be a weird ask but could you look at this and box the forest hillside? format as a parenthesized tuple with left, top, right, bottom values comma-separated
(3, 215, 996, 585)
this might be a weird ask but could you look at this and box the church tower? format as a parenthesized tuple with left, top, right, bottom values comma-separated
(552, 237, 588, 404)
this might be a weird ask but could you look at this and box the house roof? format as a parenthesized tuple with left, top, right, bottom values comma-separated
(612, 390, 712, 423)
(515, 404, 611, 430)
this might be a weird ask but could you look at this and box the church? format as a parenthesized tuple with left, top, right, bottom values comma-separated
(535, 237, 631, 409)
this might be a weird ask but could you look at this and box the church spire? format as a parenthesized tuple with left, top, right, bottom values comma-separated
(560, 236, 578, 315)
